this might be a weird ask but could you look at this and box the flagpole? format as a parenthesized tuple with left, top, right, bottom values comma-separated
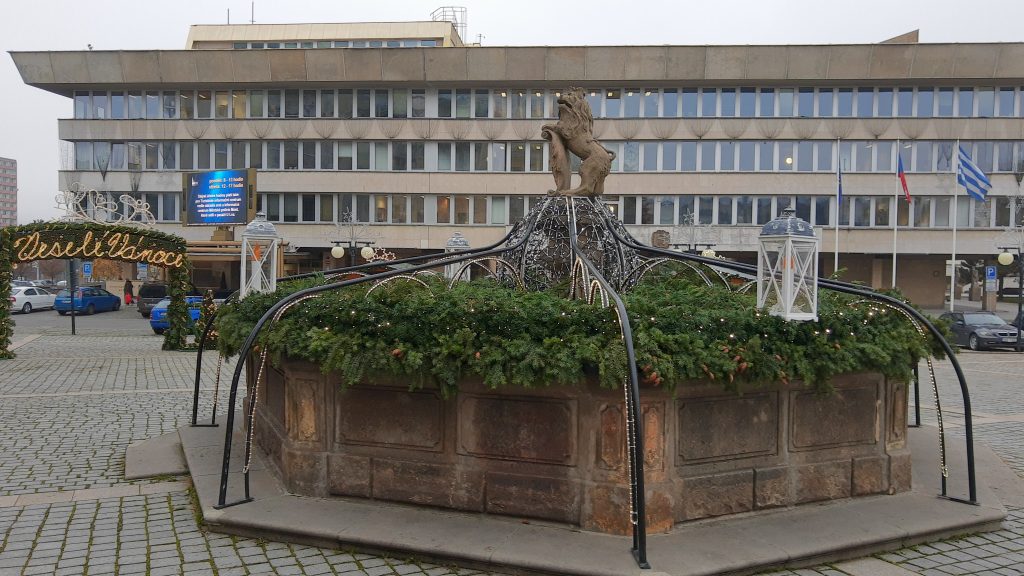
(892, 138, 899, 288)
(835, 137, 841, 274)
(950, 139, 959, 312)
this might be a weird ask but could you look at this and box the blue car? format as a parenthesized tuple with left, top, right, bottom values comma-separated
(150, 296, 204, 335)
(54, 287, 121, 315)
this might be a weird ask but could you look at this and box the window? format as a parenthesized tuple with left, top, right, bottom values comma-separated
(875, 197, 891, 227)
(677, 196, 695, 224)
(958, 88, 974, 117)
(717, 197, 733, 224)
(758, 88, 775, 117)
(473, 196, 487, 224)
(736, 196, 753, 224)
(815, 141, 833, 171)
(897, 88, 913, 116)
(916, 88, 934, 118)
(391, 89, 408, 119)
(605, 89, 621, 117)
(455, 142, 471, 171)
(75, 92, 90, 118)
(163, 142, 177, 170)
(492, 90, 508, 118)
(700, 89, 716, 117)
(623, 142, 640, 172)
(249, 90, 265, 117)
(659, 196, 674, 224)
(720, 89, 736, 117)
(997, 87, 1015, 117)
(530, 90, 545, 118)
(510, 195, 525, 222)
(283, 195, 298, 222)
(837, 88, 853, 117)
(145, 91, 160, 118)
(436, 196, 451, 223)
(937, 88, 954, 117)
(644, 89, 660, 118)
(110, 92, 125, 119)
(682, 88, 698, 117)
(720, 141, 736, 171)
(266, 141, 281, 169)
(698, 196, 714, 224)
(374, 195, 388, 223)
(318, 90, 335, 117)
(473, 142, 488, 171)
(700, 142, 715, 171)
(356, 89, 371, 118)
(758, 141, 773, 171)
(797, 141, 813, 172)
(491, 196, 506, 224)
(623, 89, 640, 117)
(778, 142, 794, 171)
(681, 142, 697, 171)
(284, 142, 299, 169)
(739, 141, 756, 171)
(977, 88, 994, 117)
(392, 195, 408, 223)
(437, 90, 452, 118)
(817, 89, 834, 117)
(375, 90, 390, 118)
(643, 143, 659, 171)
(337, 142, 353, 170)
(196, 90, 211, 118)
(249, 140, 262, 169)
(268, 90, 282, 117)
(798, 88, 814, 117)
(875, 141, 893, 172)
(491, 143, 507, 171)
(877, 88, 893, 117)
(91, 92, 108, 119)
(410, 89, 425, 118)
(393, 142, 409, 171)
(914, 198, 932, 227)
(338, 90, 353, 118)
(659, 88, 675, 116)
(320, 141, 334, 169)
(284, 90, 300, 118)
(302, 141, 316, 169)
(778, 88, 794, 117)
(855, 142, 872, 172)
(301, 194, 316, 222)
(795, 196, 811, 222)
(215, 91, 230, 118)
(145, 143, 159, 170)
(856, 89, 873, 118)
(854, 197, 871, 226)
(814, 197, 830, 225)
(355, 194, 370, 222)
(75, 142, 92, 170)
(662, 142, 678, 171)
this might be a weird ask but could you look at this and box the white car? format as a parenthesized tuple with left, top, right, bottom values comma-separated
(9, 286, 57, 314)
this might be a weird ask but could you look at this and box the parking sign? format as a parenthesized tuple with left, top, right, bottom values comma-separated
(986, 265, 997, 281)
(82, 261, 93, 279)
(137, 263, 149, 279)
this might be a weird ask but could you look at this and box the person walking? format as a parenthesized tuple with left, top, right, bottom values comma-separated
(124, 279, 134, 306)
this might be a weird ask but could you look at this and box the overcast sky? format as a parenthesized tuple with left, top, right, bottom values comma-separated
(3, 0, 1024, 223)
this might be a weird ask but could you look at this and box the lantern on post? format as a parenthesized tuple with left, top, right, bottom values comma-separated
(240, 211, 280, 298)
(445, 231, 470, 281)
(757, 207, 819, 321)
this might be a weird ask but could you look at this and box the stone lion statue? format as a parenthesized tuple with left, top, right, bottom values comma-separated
(541, 87, 615, 197)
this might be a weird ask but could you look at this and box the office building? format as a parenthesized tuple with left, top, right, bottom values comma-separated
(12, 22, 1024, 305)
(0, 157, 16, 227)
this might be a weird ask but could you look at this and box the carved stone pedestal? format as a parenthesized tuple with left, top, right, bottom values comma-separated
(250, 358, 909, 536)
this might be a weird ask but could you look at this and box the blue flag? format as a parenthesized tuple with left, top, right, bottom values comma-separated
(957, 145, 991, 201)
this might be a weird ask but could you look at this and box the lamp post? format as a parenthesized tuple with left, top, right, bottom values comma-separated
(330, 241, 375, 269)
(997, 246, 1023, 352)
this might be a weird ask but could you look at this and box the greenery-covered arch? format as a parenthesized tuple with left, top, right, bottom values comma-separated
(0, 221, 193, 358)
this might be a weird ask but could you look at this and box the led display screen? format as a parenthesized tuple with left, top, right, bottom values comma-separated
(183, 169, 255, 225)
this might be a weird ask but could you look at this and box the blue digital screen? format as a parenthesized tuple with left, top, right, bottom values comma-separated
(186, 169, 250, 225)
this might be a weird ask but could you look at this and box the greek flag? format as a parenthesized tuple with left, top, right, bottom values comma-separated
(957, 145, 992, 201)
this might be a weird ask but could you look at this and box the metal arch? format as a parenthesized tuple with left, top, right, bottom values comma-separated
(588, 196, 978, 505)
(624, 257, 716, 288)
(447, 257, 527, 291)
(737, 280, 757, 294)
(365, 274, 431, 297)
(191, 225, 530, 428)
(847, 299, 949, 492)
(215, 205, 547, 512)
(565, 197, 649, 569)
(325, 271, 370, 281)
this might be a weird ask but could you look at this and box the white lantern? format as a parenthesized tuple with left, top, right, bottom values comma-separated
(445, 231, 471, 281)
(757, 207, 818, 321)
(240, 211, 280, 298)
(330, 245, 345, 260)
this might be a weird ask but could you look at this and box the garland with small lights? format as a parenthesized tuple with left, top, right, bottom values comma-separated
(0, 221, 194, 357)
(215, 268, 946, 396)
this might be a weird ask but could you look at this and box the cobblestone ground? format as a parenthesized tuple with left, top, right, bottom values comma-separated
(2, 309, 1024, 575)
(0, 309, 508, 575)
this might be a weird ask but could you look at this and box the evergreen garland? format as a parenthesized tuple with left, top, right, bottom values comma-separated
(163, 263, 193, 351)
(216, 270, 945, 395)
(0, 227, 14, 359)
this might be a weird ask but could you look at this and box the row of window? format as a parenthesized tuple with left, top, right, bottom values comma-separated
(34, 189, 1024, 230)
(72, 86, 1024, 121)
(71, 139, 1024, 175)
(251, 192, 1024, 230)
(231, 39, 440, 49)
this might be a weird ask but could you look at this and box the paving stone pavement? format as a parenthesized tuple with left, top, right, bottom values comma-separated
(2, 309, 1024, 575)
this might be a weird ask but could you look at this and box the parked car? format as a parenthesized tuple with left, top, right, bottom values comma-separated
(149, 296, 203, 335)
(54, 287, 121, 315)
(11, 280, 34, 288)
(939, 311, 1020, 351)
(137, 282, 168, 318)
(9, 286, 57, 314)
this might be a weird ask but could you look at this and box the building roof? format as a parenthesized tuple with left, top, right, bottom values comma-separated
(185, 22, 463, 48)
(11, 42, 1024, 96)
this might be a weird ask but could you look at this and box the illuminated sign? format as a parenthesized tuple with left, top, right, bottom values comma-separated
(12, 230, 186, 268)
(184, 169, 255, 226)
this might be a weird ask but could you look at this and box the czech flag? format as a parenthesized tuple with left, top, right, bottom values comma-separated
(896, 154, 911, 203)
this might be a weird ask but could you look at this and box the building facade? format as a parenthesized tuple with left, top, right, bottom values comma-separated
(0, 157, 16, 227)
(12, 24, 1024, 306)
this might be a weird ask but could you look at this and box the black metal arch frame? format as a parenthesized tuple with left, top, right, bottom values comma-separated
(189, 196, 977, 572)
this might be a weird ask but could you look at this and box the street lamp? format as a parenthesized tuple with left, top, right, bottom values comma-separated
(331, 241, 375, 269)
(997, 246, 1023, 352)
